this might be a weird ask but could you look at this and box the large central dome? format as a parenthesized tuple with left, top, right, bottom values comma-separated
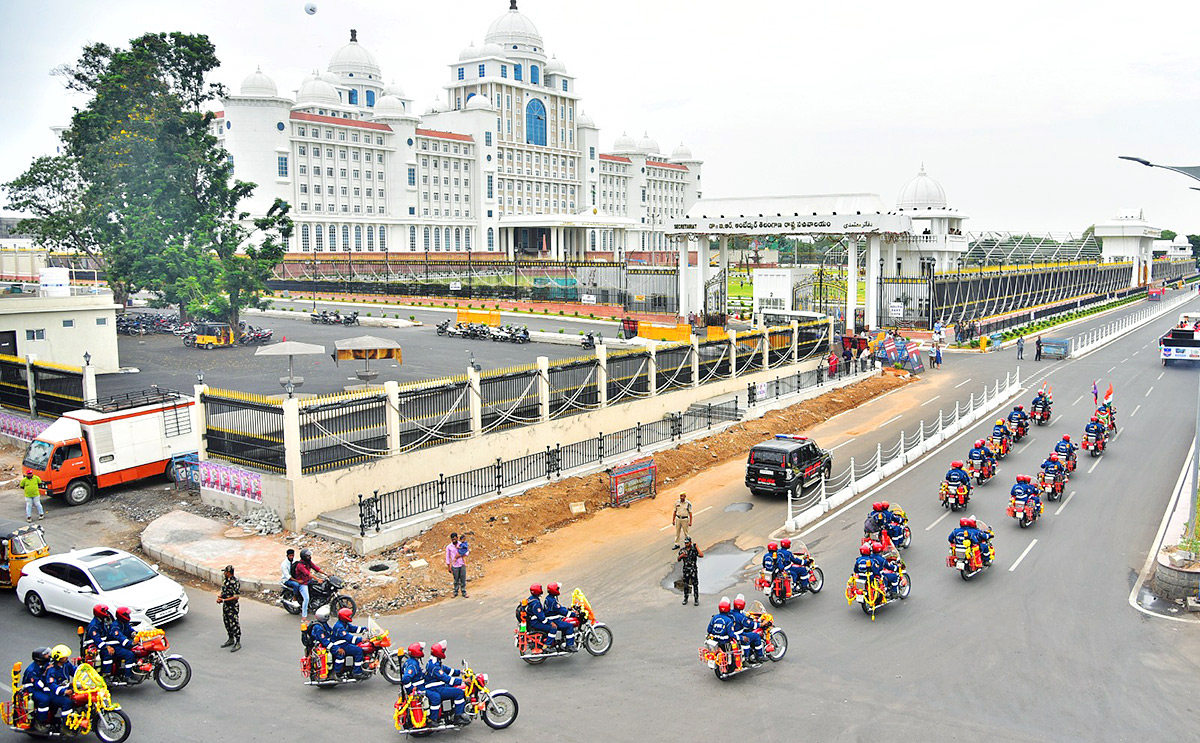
(485, 1, 543, 50)
(897, 166, 948, 210)
(329, 29, 382, 79)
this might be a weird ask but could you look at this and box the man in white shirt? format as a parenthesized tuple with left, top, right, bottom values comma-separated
(281, 548, 300, 598)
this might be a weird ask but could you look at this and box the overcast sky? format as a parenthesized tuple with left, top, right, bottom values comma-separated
(3, 0, 1200, 235)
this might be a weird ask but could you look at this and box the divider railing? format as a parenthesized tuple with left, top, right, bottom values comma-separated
(786, 369, 1021, 529)
(1071, 288, 1195, 358)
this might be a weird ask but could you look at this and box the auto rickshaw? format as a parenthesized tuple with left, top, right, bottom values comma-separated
(191, 322, 236, 350)
(0, 519, 48, 590)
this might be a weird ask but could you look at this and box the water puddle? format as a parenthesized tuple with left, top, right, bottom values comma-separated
(661, 540, 758, 597)
(724, 502, 754, 513)
(1136, 584, 1184, 616)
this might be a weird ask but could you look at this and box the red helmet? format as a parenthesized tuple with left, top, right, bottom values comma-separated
(547, 582, 561, 596)
(733, 594, 746, 611)
(965, 518, 978, 528)
(767, 541, 778, 551)
(870, 542, 883, 554)
(1090, 416, 1098, 423)
(1062, 434, 1071, 442)
(407, 642, 425, 659)
(959, 517, 970, 527)
(1017, 405, 1024, 411)
(871, 502, 882, 512)
(859, 544, 871, 555)
(115, 607, 132, 622)
(24, 469, 32, 476)
(880, 501, 890, 510)
(92, 605, 111, 620)
(951, 460, 964, 469)
(337, 607, 354, 622)
(780, 539, 791, 549)
(1018, 474, 1031, 484)
(529, 583, 543, 596)
(430, 641, 446, 660)
(718, 597, 731, 613)
(975, 439, 984, 448)
(1049, 453, 1059, 462)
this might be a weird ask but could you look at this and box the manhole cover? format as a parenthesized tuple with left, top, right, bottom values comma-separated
(724, 502, 753, 513)
(367, 562, 393, 573)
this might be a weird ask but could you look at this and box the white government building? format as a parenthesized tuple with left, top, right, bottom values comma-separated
(216, 1, 702, 264)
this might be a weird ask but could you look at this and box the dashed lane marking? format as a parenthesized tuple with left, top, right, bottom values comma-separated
(829, 440, 855, 452)
(954, 378, 973, 389)
(1130, 405, 1141, 418)
(1107, 366, 1117, 373)
(921, 395, 940, 406)
(925, 511, 951, 531)
(1157, 371, 1165, 380)
(1073, 395, 1083, 406)
(1018, 442, 1033, 454)
(878, 415, 902, 429)
(1055, 490, 1076, 516)
(1009, 539, 1038, 572)
(1145, 386, 1154, 397)
(1088, 458, 1101, 474)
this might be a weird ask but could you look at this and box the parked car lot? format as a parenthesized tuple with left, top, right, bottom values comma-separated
(17, 546, 189, 627)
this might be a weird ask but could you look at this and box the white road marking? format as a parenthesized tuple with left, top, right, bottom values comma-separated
(925, 511, 951, 531)
(1133, 351, 1139, 357)
(829, 440, 855, 452)
(1145, 386, 1154, 397)
(1157, 371, 1165, 380)
(1009, 539, 1038, 572)
(1122, 358, 1129, 363)
(954, 378, 972, 389)
(878, 415, 902, 428)
(1088, 458, 1101, 474)
(1107, 366, 1117, 373)
(1130, 405, 1141, 418)
(920, 395, 941, 406)
(1072, 395, 1083, 406)
(695, 506, 713, 516)
(1055, 490, 1076, 516)
(1018, 442, 1032, 454)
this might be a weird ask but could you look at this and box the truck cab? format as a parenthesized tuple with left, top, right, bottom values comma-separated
(745, 434, 832, 497)
(1160, 313, 1200, 366)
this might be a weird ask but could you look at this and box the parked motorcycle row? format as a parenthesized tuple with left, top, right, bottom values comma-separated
(437, 320, 530, 343)
(116, 312, 187, 336)
(310, 309, 360, 326)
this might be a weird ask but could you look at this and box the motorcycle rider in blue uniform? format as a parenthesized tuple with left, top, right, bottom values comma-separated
(45, 645, 76, 728)
(964, 518, 993, 566)
(84, 604, 113, 676)
(22, 647, 52, 727)
(105, 606, 138, 680)
(778, 538, 810, 589)
(945, 460, 972, 492)
(863, 503, 888, 539)
(1054, 434, 1077, 465)
(1040, 452, 1066, 489)
(308, 605, 343, 670)
(967, 440, 995, 477)
(1032, 390, 1052, 416)
(762, 541, 782, 572)
(523, 583, 568, 649)
(729, 594, 765, 663)
(878, 502, 905, 542)
(1007, 405, 1029, 436)
(1085, 416, 1107, 445)
(542, 582, 577, 651)
(1011, 474, 1042, 514)
(331, 607, 367, 678)
(424, 641, 471, 726)
(991, 419, 1012, 454)
(401, 642, 434, 715)
(707, 597, 735, 643)
(869, 542, 900, 595)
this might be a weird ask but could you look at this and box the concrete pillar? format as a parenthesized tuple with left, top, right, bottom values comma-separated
(719, 236, 730, 296)
(282, 396, 302, 480)
(192, 384, 209, 462)
(695, 237, 709, 316)
(791, 320, 800, 363)
(760, 329, 769, 368)
(24, 354, 36, 417)
(467, 365, 483, 437)
(647, 345, 658, 396)
(383, 380, 401, 454)
(728, 330, 739, 379)
(690, 335, 701, 388)
(845, 236, 858, 332)
(82, 365, 97, 402)
(865, 235, 882, 333)
(675, 238, 690, 320)
(536, 355, 550, 422)
(595, 343, 609, 407)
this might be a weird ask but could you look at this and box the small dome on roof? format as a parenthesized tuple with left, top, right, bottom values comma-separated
(485, 2, 543, 50)
(239, 67, 277, 97)
(459, 42, 478, 61)
(637, 132, 660, 154)
(897, 166, 948, 210)
(296, 76, 340, 107)
(384, 80, 406, 98)
(328, 29, 382, 78)
(479, 42, 503, 57)
(613, 132, 637, 152)
(671, 142, 693, 160)
(465, 94, 493, 111)
(426, 99, 447, 115)
(373, 95, 406, 117)
(1173, 234, 1190, 246)
(546, 55, 566, 74)
(576, 111, 596, 129)
(320, 70, 340, 86)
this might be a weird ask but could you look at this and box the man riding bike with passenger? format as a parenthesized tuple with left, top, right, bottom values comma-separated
(1054, 434, 1078, 468)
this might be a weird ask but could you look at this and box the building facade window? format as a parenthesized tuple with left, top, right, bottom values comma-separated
(514, 64, 522, 81)
(277, 155, 288, 177)
(423, 227, 430, 251)
(409, 226, 416, 251)
(366, 90, 375, 107)
(354, 225, 363, 250)
(457, 67, 464, 80)
(315, 224, 324, 251)
(525, 99, 547, 146)
(562, 79, 568, 92)
(328, 224, 337, 250)
(366, 226, 374, 250)
(25, 329, 45, 341)
(487, 227, 495, 250)
(342, 225, 350, 249)
(478, 64, 485, 77)
(434, 228, 441, 251)
(301, 224, 311, 251)
(464, 228, 471, 250)
(454, 227, 461, 251)
(485, 131, 492, 146)
(486, 174, 494, 199)
(349, 89, 359, 105)
(379, 226, 386, 251)
(501, 64, 507, 78)
(531, 65, 540, 85)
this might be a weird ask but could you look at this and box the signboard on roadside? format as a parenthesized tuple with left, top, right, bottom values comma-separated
(449, 281, 462, 291)
(888, 301, 904, 318)
(581, 294, 597, 305)
(607, 456, 656, 507)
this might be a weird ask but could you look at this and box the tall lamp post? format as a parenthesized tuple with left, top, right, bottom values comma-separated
(1119, 154, 1200, 542)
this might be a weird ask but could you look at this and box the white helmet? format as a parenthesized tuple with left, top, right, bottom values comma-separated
(315, 605, 330, 623)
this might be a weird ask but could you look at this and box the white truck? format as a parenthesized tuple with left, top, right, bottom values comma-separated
(22, 389, 197, 505)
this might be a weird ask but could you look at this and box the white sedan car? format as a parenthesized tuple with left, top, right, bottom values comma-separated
(17, 547, 189, 628)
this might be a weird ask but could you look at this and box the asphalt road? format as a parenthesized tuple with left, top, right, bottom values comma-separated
(102, 305, 603, 397)
(5, 293, 1198, 742)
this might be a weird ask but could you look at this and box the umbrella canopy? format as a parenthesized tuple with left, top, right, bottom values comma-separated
(332, 336, 402, 364)
(254, 341, 326, 357)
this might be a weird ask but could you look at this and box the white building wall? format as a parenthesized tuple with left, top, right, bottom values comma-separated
(0, 295, 120, 372)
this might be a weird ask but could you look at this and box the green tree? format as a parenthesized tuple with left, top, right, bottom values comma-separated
(1188, 235, 1200, 260)
(1161, 229, 1177, 241)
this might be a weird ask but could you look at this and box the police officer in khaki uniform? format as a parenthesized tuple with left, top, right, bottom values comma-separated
(671, 492, 693, 549)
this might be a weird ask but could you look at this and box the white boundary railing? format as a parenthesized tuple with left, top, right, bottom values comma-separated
(1071, 289, 1195, 358)
(785, 369, 1021, 531)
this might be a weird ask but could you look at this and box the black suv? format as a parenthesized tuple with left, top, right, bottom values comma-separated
(745, 435, 833, 496)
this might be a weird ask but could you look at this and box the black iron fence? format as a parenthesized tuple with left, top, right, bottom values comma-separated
(299, 391, 388, 474)
(0, 355, 30, 413)
(480, 364, 541, 434)
(655, 343, 693, 392)
(201, 390, 286, 473)
(358, 399, 742, 533)
(547, 357, 600, 418)
(606, 351, 651, 404)
(394, 377, 472, 452)
(30, 361, 84, 418)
